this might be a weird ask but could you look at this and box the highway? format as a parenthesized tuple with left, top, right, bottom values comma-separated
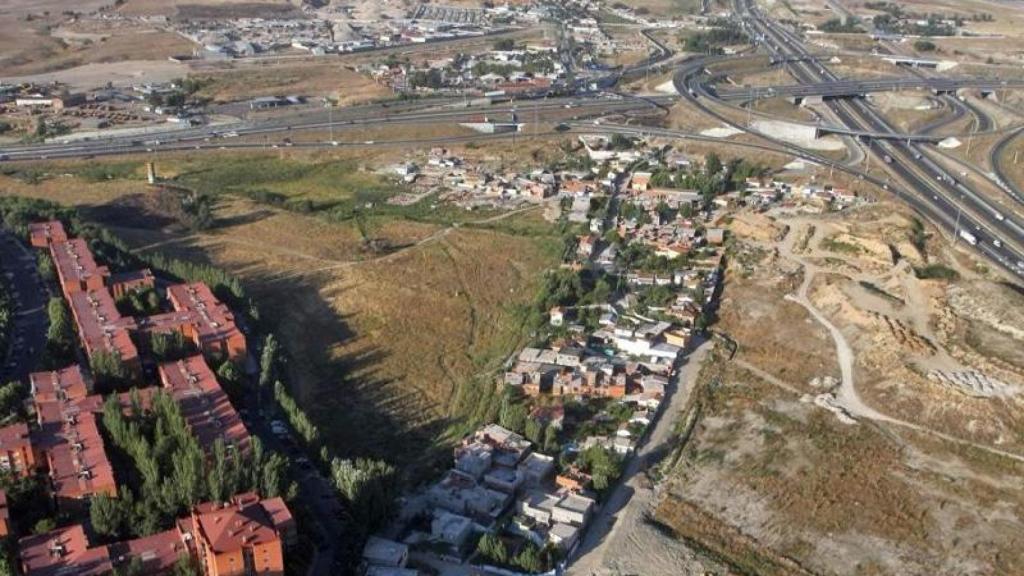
(716, 0, 1024, 276)
(715, 76, 1024, 102)
(0, 94, 674, 162)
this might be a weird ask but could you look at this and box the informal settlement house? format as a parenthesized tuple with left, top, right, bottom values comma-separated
(19, 493, 293, 576)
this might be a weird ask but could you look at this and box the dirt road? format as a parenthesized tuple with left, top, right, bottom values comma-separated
(568, 341, 714, 576)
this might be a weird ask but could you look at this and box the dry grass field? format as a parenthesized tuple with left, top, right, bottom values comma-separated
(191, 62, 391, 104)
(654, 198, 1024, 575)
(0, 148, 561, 472)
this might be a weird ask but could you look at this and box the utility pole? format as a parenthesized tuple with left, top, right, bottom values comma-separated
(329, 106, 334, 144)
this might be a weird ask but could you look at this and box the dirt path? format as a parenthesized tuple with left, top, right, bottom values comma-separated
(773, 220, 1024, 463)
(568, 342, 714, 576)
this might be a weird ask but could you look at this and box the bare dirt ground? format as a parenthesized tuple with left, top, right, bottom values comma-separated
(650, 200, 1024, 575)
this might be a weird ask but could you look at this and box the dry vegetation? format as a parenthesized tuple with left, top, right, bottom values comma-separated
(0, 147, 562, 473)
(654, 197, 1024, 575)
(191, 63, 391, 104)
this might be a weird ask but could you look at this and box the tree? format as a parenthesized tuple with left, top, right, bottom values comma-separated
(514, 542, 543, 573)
(543, 424, 559, 454)
(172, 554, 199, 576)
(259, 334, 278, 390)
(0, 381, 24, 424)
(524, 418, 542, 445)
(498, 395, 527, 434)
(33, 518, 56, 535)
(46, 297, 73, 355)
(704, 152, 722, 176)
(91, 350, 130, 389)
(90, 492, 125, 538)
(476, 533, 508, 565)
(330, 458, 399, 536)
(914, 39, 937, 52)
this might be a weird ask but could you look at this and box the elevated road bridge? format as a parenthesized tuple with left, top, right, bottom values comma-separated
(715, 77, 1024, 102)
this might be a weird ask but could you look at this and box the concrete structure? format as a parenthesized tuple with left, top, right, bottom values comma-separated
(362, 536, 409, 569)
(430, 511, 474, 547)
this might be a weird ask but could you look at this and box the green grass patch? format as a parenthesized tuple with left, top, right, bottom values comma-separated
(858, 281, 905, 304)
(821, 236, 862, 255)
(914, 264, 959, 281)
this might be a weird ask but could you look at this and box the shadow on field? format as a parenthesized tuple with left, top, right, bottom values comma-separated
(89, 192, 454, 477)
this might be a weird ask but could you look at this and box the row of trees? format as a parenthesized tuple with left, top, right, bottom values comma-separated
(92, 390, 289, 540)
(476, 534, 562, 573)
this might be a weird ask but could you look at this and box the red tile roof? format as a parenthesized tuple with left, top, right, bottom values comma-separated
(44, 410, 117, 502)
(108, 529, 187, 575)
(166, 283, 246, 359)
(158, 356, 250, 452)
(29, 221, 68, 248)
(30, 366, 89, 406)
(50, 239, 109, 294)
(19, 524, 111, 576)
(191, 493, 290, 554)
(0, 423, 36, 476)
(67, 290, 139, 367)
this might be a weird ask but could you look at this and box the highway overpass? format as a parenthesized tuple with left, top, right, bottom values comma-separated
(715, 77, 1024, 102)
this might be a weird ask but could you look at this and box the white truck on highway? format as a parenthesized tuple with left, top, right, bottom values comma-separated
(959, 230, 978, 246)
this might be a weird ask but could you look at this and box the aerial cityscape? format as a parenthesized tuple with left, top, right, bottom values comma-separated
(0, 0, 1023, 574)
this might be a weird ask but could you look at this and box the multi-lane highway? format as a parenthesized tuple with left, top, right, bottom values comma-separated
(0, 94, 674, 162)
(715, 77, 1024, 101)
(676, 0, 1024, 276)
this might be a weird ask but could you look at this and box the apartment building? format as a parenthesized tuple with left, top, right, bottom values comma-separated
(189, 492, 295, 576)
(158, 355, 251, 453)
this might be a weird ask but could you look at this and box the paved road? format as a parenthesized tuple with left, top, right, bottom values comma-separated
(569, 341, 712, 576)
(0, 232, 48, 385)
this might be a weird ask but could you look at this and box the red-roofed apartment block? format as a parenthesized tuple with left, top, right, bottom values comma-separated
(49, 239, 109, 298)
(28, 221, 68, 248)
(67, 289, 140, 377)
(29, 365, 90, 407)
(0, 423, 38, 478)
(18, 524, 111, 576)
(20, 494, 292, 576)
(166, 283, 247, 362)
(188, 492, 295, 576)
(29, 365, 118, 509)
(159, 355, 251, 453)
(109, 269, 156, 300)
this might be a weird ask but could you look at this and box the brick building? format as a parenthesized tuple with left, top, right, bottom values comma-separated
(0, 423, 38, 478)
(159, 356, 251, 453)
(28, 221, 68, 248)
(67, 289, 141, 377)
(189, 493, 294, 576)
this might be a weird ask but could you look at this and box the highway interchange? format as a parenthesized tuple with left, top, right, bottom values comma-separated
(1, 3, 1023, 279)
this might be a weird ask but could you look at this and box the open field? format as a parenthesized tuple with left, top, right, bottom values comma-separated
(654, 199, 1024, 575)
(0, 147, 562, 473)
(191, 62, 392, 104)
